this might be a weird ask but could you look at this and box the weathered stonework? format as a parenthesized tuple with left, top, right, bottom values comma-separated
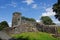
(11, 12, 38, 34)
(3, 12, 58, 34)
(36, 23, 58, 34)
(12, 12, 21, 27)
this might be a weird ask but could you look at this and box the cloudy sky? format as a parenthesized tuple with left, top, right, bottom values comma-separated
(0, 0, 59, 26)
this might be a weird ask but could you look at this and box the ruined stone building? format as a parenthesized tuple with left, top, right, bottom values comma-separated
(11, 12, 38, 34)
(3, 12, 58, 34)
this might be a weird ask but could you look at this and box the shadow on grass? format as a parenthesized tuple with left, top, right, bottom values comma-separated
(9, 36, 29, 40)
(17, 36, 29, 40)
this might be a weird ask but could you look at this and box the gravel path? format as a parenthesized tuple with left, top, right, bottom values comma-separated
(0, 31, 11, 40)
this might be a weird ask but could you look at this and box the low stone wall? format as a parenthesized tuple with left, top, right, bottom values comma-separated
(14, 23, 57, 34)
(4, 23, 38, 34)
(36, 23, 58, 34)
(43, 25, 57, 34)
(11, 24, 38, 34)
(3, 24, 58, 34)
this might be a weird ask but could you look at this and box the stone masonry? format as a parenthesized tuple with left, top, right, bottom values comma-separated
(11, 12, 38, 34)
(3, 12, 58, 34)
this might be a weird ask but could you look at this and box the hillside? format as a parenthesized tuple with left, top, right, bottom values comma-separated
(11, 32, 59, 40)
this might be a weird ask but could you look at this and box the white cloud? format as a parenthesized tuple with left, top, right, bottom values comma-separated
(0, 2, 17, 8)
(7, 2, 17, 8)
(8, 22, 11, 27)
(22, 0, 38, 9)
(51, 16, 60, 23)
(32, 4, 38, 8)
(50, 16, 60, 25)
(36, 20, 40, 22)
(41, 7, 60, 24)
(42, 7, 56, 16)
(22, 0, 34, 5)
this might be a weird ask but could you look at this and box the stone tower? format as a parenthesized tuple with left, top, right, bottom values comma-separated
(12, 12, 21, 27)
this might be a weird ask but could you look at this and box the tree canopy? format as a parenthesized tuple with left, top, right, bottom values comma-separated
(21, 16, 36, 22)
(0, 21, 9, 31)
(41, 16, 55, 25)
(52, 0, 60, 21)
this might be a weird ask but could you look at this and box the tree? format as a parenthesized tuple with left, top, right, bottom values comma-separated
(22, 16, 36, 22)
(0, 21, 9, 31)
(41, 16, 55, 25)
(0, 23, 3, 31)
(29, 18, 36, 22)
(52, 0, 60, 21)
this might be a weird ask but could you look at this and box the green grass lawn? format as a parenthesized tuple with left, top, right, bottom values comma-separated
(11, 32, 59, 40)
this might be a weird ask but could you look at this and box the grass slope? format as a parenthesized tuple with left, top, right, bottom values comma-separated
(12, 32, 58, 40)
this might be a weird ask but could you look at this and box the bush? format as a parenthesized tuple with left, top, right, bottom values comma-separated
(0, 21, 9, 31)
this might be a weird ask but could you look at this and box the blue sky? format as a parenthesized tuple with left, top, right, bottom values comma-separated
(0, 0, 59, 26)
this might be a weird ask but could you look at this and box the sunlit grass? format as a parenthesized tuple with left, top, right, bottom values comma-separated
(11, 32, 58, 40)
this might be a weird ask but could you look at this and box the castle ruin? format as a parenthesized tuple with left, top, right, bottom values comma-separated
(3, 12, 58, 34)
(11, 12, 38, 34)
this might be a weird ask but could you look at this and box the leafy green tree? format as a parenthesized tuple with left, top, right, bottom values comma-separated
(29, 18, 36, 22)
(0, 23, 3, 31)
(52, 0, 60, 21)
(22, 16, 36, 22)
(41, 16, 55, 25)
(0, 21, 9, 31)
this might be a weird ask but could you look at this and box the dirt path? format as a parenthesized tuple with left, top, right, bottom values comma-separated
(0, 31, 11, 40)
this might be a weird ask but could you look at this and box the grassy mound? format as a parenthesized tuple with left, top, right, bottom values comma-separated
(12, 32, 58, 40)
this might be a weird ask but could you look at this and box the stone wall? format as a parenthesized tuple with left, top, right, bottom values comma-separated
(11, 13, 38, 34)
(3, 24, 58, 34)
(11, 22, 38, 34)
(4, 24, 58, 34)
(4, 13, 58, 34)
(36, 23, 58, 34)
